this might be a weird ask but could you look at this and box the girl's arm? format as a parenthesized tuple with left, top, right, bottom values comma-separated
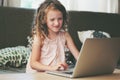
(30, 35, 65, 71)
(65, 32, 79, 60)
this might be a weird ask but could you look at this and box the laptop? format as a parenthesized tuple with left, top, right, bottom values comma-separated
(46, 38, 120, 78)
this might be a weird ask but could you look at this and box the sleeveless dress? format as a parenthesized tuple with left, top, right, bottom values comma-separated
(26, 31, 66, 73)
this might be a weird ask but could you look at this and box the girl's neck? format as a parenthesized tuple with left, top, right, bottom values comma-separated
(48, 31, 59, 40)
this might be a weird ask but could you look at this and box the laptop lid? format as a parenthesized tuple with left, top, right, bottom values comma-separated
(72, 38, 120, 78)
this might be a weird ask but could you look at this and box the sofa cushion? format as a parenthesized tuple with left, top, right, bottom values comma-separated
(77, 30, 111, 43)
(0, 46, 31, 68)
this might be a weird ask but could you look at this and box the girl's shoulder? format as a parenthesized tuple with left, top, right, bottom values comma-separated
(59, 31, 70, 39)
(59, 30, 68, 35)
(32, 35, 41, 45)
(62, 31, 70, 37)
(59, 31, 66, 37)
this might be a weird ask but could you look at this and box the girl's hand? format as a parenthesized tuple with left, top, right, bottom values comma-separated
(50, 62, 68, 71)
(59, 62, 68, 70)
(50, 65, 62, 71)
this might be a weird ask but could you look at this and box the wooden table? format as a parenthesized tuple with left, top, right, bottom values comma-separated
(0, 69, 120, 80)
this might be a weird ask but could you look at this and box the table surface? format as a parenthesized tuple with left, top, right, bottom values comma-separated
(0, 69, 120, 80)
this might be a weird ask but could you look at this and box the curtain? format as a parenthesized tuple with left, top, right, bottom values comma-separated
(30, 0, 118, 13)
(98, 0, 118, 13)
(0, 0, 3, 6)
(60, 0, 118, 13)
(2, 0, 118, 13)
(1, 0, 21, 7)
(118, 0, 120, 13)
(31, 0, 44, 8)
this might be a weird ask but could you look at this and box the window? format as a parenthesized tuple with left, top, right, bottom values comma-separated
(20, 0, 118, 13)
(20, 0, 70, 10)
(20, 0, 44, 9)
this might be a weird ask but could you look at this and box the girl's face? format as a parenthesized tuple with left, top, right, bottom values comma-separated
(46, 10, 63, 33)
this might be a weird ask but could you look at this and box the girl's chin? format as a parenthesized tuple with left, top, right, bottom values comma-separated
(53, 29, 61, 32)
(54, 31, 60, 33)
(49, 28, 61, 33)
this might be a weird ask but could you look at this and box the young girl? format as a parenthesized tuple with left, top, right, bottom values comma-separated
(26, 0, 79, 73)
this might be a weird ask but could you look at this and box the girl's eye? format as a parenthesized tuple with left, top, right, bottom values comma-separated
(50, 17, 63, 21)
(50, 19, 54, 21)
(58, 18, 63, 20)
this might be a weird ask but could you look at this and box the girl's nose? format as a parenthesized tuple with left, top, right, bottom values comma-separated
(54, 20, 59, 26)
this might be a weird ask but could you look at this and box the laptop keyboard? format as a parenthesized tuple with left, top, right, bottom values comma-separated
(59, 64, 75, 74)
(63, 71, 73, 74)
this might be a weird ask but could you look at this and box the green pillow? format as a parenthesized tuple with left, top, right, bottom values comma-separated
(0, 46, 31, 68)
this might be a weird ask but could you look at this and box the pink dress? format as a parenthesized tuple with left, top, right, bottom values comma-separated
(26, 31, 66, 73)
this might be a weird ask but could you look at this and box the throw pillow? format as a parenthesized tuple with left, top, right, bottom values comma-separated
(0, 46, 31, 68)
(78, 30, 111, 43)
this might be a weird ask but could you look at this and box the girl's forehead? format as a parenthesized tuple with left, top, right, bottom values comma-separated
(46, 9, 63, 17)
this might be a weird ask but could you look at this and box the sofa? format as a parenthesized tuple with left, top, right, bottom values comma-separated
(0, 6, 120, 73)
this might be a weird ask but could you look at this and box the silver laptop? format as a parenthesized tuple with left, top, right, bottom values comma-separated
(46, 38, 120, 78)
